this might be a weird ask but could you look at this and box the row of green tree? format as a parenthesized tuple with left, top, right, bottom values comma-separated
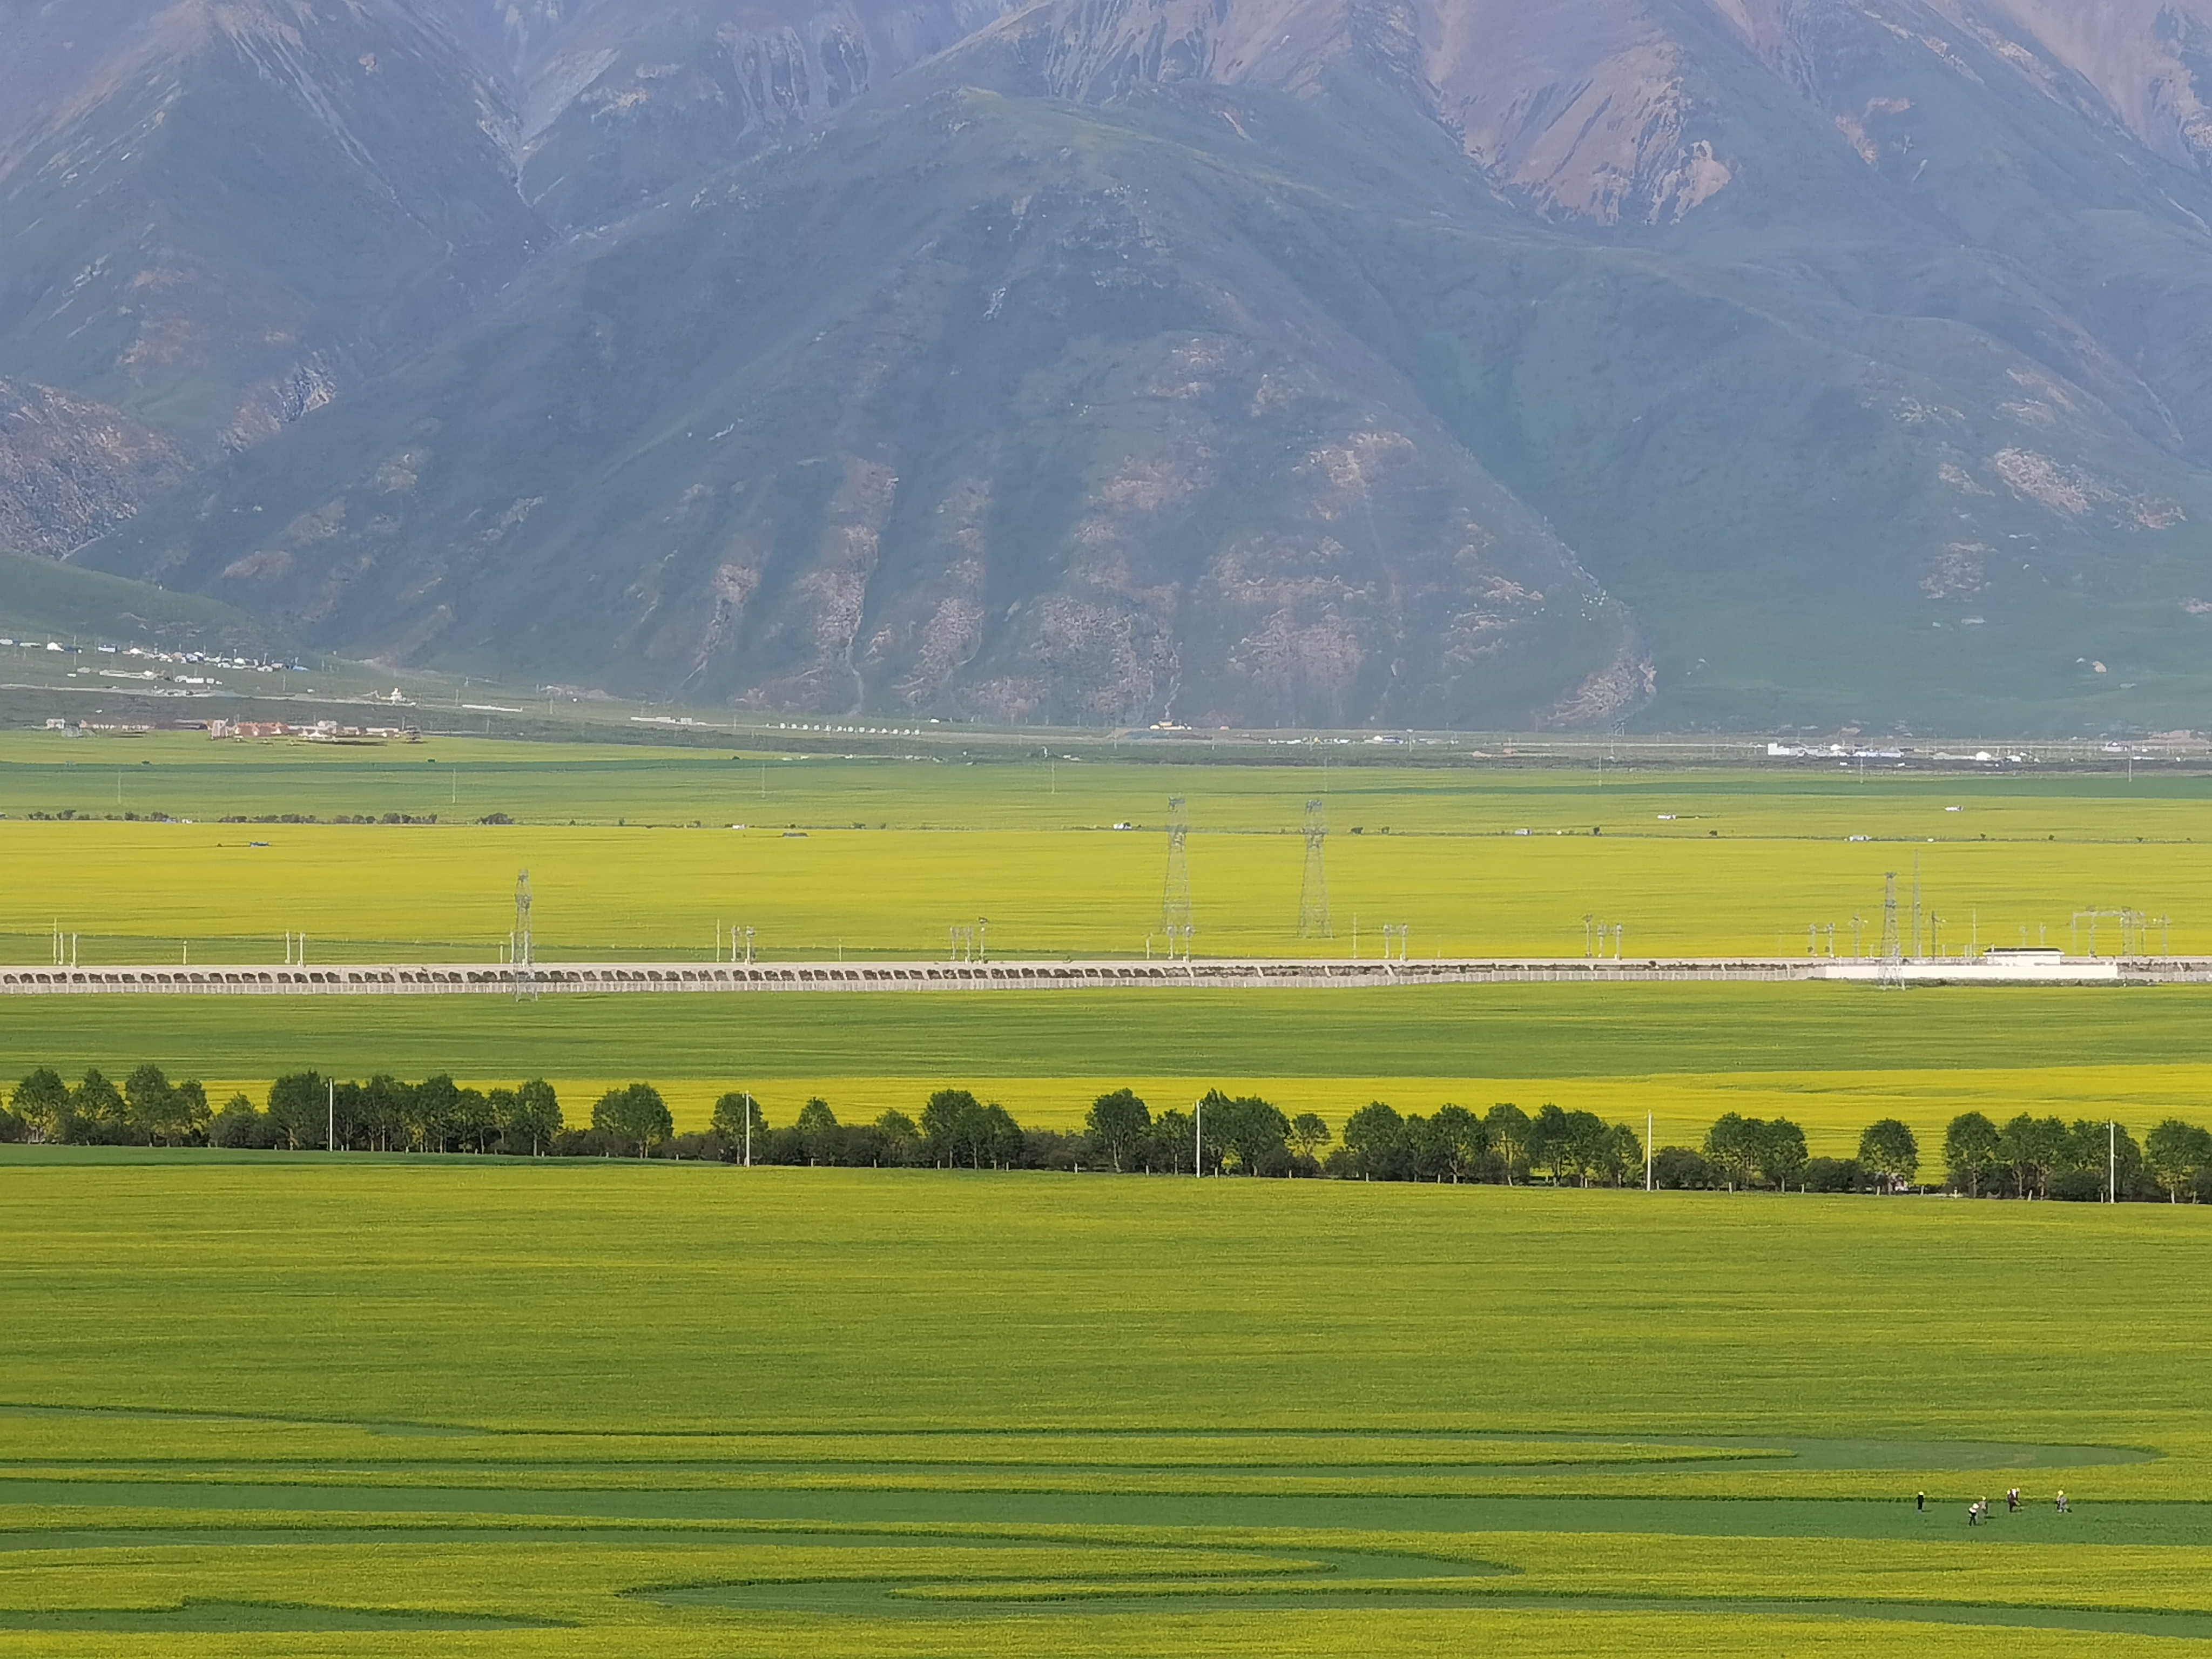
(1943, 1111, 2212, 1202)
(1647, 1111, 2212, 1201)
(0, 1070, 1649, 1182)
(1, 1066, 575, 1154)
(9, 1067, 2211, 1198)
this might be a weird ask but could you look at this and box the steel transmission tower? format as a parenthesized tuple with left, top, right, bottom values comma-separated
(1877, 871, 1903, 990)
(1297, 799, 1332, 939)
(1161, 797, 1193, 943)
(514, 869, 536, 1001)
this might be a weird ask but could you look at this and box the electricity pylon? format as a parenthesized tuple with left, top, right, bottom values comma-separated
(1297, 799, 1331, 939)
(1161, 797, 1193, 941)
(514, 869, 536, 1001)
(1877, 871, 1903, 990)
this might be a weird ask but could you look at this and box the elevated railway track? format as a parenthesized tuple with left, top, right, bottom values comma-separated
(0, 956, 2190, 994)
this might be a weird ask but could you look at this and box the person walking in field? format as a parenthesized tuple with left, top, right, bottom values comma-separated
(2007, 1488, 2020, 1513)
(1916, 1491, 1926, 1513)
(2056, 1489, 2069, 1513)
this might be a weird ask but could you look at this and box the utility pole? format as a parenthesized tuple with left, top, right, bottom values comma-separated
(2109, 1120, 2116, 1204)
(1194, 1097, 1203, 1178)
(745, 1091, 754, 1168)
(1646, 1111, 1653, 1192)
(328, 1077, 335, 1152)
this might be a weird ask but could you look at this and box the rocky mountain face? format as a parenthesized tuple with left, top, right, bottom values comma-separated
(6, 0, 2212, 729)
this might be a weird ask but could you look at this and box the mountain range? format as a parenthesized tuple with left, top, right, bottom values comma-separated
(5, 0, 2212, 731)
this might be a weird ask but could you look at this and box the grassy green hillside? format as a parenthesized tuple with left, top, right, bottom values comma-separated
(0, 551, 278, 652)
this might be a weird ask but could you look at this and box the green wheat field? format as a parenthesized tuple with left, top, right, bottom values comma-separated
(3, 1155, 2211, 1655)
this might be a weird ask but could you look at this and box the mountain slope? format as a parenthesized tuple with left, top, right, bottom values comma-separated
(0, 0, 543, 455)
(83, 81, 1645, 727)
(21, 0, 2212, 730)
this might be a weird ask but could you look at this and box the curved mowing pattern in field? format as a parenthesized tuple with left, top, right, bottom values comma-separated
(0, 1601, 561, 1631)
(1, 1425, 2195, 1640)
(643, 1555, 2212, 1638)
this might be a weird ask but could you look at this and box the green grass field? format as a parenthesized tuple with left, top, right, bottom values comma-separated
(3, 1154, 2211, 1655)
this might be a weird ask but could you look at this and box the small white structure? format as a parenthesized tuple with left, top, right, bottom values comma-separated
(1816, 952, 2116, 983)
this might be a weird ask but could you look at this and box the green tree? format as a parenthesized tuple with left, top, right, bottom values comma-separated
(1703, 1113, 1761, 1191)
(1858, 1118, 1920, 1192)
(592, 1082, 673, 1158)
(710, 1090, 766, 1154)
(1150, 1108, 1195, 1174)
(267, 1072, 328, 1151)
(72, 1068, 126, 1140)
(408, 1075, 462, 1153)
(1529, 1103, 1574, 1183)
(1289, 1112, 1332, 1164)
(1756, 1118, 1809, 1190)
(1484, 1103, 1532, 1185)
(123, 1064, 176, 1145)
(1597, 1120, 1644, 1187)
(2000, 1113, 2069, 1198)
(485, 1087, 520, 1150)
(1557, 1109, 1613, 1186)
(1428, 1104, 1487, 1183)
(976, 1103, 1024, 1169)
(1085, 1088, 1152, 1172)
(169, 1080, 210, 1145)
(505, 1079, 563, 1155)
(873, 1109, 922, 1166)
(1343, 1101, 1406, 1180)
(795, 1096, 840, 1164)
(920, 1088, 983, 1167)
(1202, 1090, 1290, 1175)
(208, 1092, 266, 1148)
(9, 1068, 69, 1142)
(361, 1075, 411, 1152)
(1944, 1111, 2001, 1196)
(2064, 1120, 2142, 1197)
(452, 1087, 498, 1153)
(2145, 1118, 2212, 1202)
